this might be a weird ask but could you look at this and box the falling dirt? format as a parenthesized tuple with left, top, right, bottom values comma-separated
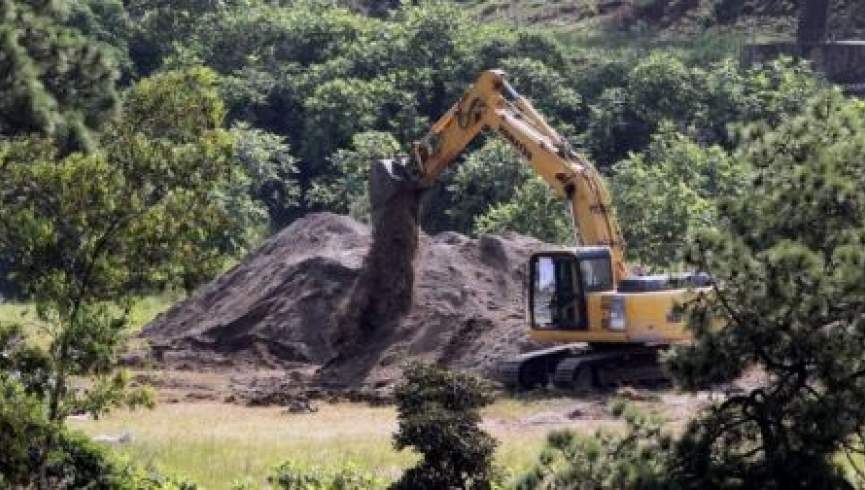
(141, 212, 558, 388)
(328, 160, 423, 375)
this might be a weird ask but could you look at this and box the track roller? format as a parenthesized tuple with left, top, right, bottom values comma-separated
(496, 344, 583, 391)
(498, 358, 548, 390)
(552, 353, 615, 391)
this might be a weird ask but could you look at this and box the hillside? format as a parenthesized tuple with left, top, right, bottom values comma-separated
(460, 0, 863, 40)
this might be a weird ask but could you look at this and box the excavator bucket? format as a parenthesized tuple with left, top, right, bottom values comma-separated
(368, 157, 420, 224)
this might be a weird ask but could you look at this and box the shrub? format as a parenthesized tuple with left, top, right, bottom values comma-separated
(516, 401, 674, 490)
(390, 363, 498, 490)
(0, 376, 194, 489)
(269, 460, 386, 490)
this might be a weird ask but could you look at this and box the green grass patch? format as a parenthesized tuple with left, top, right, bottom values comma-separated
(126, 291, 184, 333)
(0, 292, 181, 346)
(72, 403, 414, 489)
(0, 302, 53, 347)
(69, 398, 593, 489)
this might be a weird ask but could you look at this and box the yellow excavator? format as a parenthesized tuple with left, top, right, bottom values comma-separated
(372, 70, 710, 390)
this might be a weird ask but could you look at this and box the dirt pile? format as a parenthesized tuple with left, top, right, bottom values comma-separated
(142, 212, 553, 387)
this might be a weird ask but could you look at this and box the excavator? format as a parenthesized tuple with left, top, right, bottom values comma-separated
(371, 70, 710, 390)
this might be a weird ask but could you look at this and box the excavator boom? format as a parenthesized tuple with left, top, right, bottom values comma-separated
(396, 70, 628, 282)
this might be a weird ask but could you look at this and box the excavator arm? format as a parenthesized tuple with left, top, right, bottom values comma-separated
(394, 70, 628, 282)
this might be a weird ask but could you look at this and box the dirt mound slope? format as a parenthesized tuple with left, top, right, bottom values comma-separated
(142, 213, 551, 386)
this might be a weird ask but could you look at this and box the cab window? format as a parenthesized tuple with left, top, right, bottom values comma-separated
(579, 257, 613, 292)
(532, 256, 582, 329)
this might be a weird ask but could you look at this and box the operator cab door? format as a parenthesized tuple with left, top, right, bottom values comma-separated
(529, 253, 587, 331)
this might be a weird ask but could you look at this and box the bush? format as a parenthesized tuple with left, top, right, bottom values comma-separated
(391, 363, 498, 490)
(516, 401, 674, 490)
(269, 460, 386, 490)
(0, 375, 193, 489)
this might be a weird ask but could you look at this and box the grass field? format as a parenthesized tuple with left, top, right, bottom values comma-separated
(1, 295, 627, 488)
(69, 397, 611, 489)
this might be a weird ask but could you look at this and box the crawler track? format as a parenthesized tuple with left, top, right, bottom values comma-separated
(498, 344, 669, 391)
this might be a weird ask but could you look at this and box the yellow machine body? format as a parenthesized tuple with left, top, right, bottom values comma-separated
(528, 290, 695, 345)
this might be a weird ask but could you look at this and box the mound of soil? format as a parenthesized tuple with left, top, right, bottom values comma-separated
(142, 213, 553, 387)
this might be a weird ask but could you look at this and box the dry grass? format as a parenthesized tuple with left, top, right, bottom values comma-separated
(69, 398, 607, 489)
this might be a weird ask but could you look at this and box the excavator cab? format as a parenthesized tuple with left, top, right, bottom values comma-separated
(528, 248, 614, 332)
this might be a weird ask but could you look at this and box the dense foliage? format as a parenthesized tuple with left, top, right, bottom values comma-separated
(0, 0, 119, 152)
(4, 0, 865, 487)
(611, 126, 744, 268)
(1, 0, 830, 256)
(606, 56, 826, 265)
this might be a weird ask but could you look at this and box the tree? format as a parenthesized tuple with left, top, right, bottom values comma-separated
(300, 77, 415, 170)
(230, 123, 300, 232)
(664, 91, 865, 488)
(125, 0, 238, 75)
(584, 53, 699, 168)
(446, 139, 533, 234)
(611, 126, 745, 268)
(391, 363, 498, 490)
(182, 0, 574, 226)
(474, 177, 574, 245)
(582, 54, 824, 169)
(105, 66, 251, 285)
(340, 0, 401, 17)
(0, 0, 119, 152)
(0, 66, 239, 485)
(517, 90, 865, 490)
(307, 131, 401, 222)
(65, 0, 134, 81)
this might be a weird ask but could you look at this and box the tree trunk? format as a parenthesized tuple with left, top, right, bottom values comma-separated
(797, 0, 830, 44)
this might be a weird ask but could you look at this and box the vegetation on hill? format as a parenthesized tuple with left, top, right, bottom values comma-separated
(2, 0, 845, 261)
(456, 0, 863, 40)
